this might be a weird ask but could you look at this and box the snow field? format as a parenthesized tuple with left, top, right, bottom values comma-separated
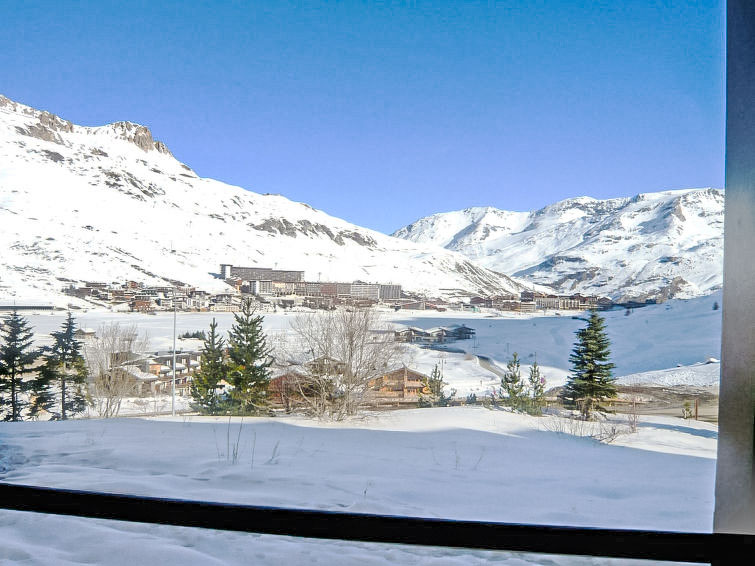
(0, 406, 715, 565)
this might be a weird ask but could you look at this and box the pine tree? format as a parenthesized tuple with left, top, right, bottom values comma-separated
(419, 363, 455, 407)
(500, 352, 527, 411)
(191, 318, 227, 414)
(0, 310, 40, 421)
(226, 299, 272, 414)
(527, 361, 546, 415)
(44, 312, 89, 420)
(561, 309, 616, 418)
(28, 359, 55, 419)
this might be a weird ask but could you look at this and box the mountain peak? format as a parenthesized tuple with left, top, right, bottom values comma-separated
(93, 121, 173, 155)
(0, 95, 526, 305)
(395, 188, 724, 301)
(0, 94, 172, 155)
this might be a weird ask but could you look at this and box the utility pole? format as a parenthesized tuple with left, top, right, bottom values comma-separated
(172, 288, 177, 417)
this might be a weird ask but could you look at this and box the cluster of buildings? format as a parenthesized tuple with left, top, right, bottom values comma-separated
(220, 263, 402, 309)
(468, 291, 612, 313)
(63, 281, 223, 312)
(61, 263, 612, 315)
(89, 344, 436, 409)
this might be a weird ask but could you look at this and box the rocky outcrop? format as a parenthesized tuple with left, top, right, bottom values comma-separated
(107, 122, 173, 155)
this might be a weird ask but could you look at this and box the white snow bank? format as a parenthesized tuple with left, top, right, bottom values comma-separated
(616, 362, 720, 388)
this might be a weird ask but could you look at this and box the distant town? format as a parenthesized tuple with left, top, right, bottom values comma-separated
(52, 262, 624, 314)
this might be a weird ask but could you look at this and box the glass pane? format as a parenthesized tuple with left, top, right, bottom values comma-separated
(0, 1, 726, 562)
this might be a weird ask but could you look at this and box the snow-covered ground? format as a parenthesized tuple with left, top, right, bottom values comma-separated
(0, 407, 716, 565)
(616, 361, 720, 388)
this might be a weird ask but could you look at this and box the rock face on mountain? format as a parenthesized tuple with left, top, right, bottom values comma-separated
(0, 95, 526, 306)
(394, 190, 724, 301)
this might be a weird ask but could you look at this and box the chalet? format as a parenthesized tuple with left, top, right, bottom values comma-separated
(267, 369, 310, 411)
(367, 367, 430, 406)
(394, 324, 474, 343)
(394, 326, 430, 343)
(267, 356, 348, 410)
(74, 328, 97, 340)
(448, 324, 475, 340)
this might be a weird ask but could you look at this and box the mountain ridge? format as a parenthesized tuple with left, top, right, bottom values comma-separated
(393, 188, 724, 301)
(0, 95, 528, 306)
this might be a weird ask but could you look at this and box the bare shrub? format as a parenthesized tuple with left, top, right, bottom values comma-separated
(83, 323, 148, 418)
(286, 308, 406, 419)
(542, 410, 635, 444)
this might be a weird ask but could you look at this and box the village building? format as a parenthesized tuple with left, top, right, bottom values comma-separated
(350, 282, 381, 301)
(220, 264, 304, 283)
(367, 367, 430, 406)
(394, 324, 475, 344)
(379, 284, 402, 300)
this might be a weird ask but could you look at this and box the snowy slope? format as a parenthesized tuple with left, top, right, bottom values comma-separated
(394, 190, 724, 301)
(616, 361, 721, 388)
(0, 95, 527, 306)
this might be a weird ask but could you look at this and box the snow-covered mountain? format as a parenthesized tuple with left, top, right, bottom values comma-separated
(394, 190, 724, 301)
(0, 95, 527, 306)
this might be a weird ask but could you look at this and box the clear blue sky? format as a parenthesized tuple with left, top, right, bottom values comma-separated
(0, 1, 724, 234)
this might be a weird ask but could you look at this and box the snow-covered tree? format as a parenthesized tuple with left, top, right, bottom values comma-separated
(561, 309, 616, 418)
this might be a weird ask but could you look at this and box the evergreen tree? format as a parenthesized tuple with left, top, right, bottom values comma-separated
(44, 313, 89, 420)
(226, 299, 272, 414)
(500, 352, 527, 411)
(527, 360, 546, 415)
(0, 310, 40, 421)
(419, 363, 455, 407)
(561, 309, 616, 418)
(28, 359, 55, 419)
(191, 318, 227, 414)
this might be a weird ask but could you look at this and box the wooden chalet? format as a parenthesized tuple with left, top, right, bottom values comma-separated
(394, 324, 474, 343)
(367, 367, 430, 406)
